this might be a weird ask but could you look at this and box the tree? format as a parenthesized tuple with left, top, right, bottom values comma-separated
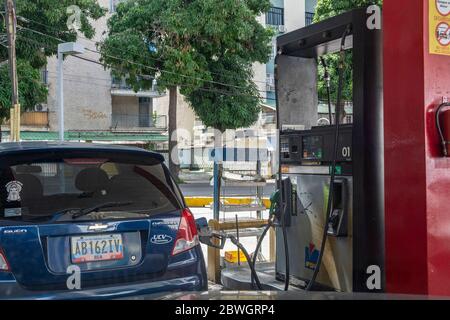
(314, 0, 382, 109)
(186, 59, 261, 133)
(0, 60, 47, 119)
(0, 0, 105, 119)
(99, 0, 273, 178)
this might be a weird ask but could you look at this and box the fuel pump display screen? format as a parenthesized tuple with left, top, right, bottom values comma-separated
(302, 135, 323, 160)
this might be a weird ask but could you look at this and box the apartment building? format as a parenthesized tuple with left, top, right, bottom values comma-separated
(17, 0, 191, 148)
(183, 0, 318, 172)
(189, 0, 317, 148)
(18, 0, 317, 153)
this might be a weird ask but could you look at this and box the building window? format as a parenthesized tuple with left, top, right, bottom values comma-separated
(139, 97, 153, 128)
(266, 6, 284, 26)
(40, 67, 48, 86)
(110, 0, 124, 13)
(345, 115, 353, 124)
(305, 12, 315, 26)
(266, 73, 275, 92)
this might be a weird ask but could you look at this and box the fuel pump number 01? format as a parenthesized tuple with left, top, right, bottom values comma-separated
(342, 146, 351, 159)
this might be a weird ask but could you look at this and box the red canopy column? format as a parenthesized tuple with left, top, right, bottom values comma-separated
(384, 0, 450, 296)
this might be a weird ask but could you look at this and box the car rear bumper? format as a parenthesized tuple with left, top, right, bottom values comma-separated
(0, 274, 207, 300)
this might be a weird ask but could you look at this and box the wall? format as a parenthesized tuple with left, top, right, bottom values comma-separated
(305, 0, 317, 13)
(46, 0, 112, 132)
(284, 0, 306, 32)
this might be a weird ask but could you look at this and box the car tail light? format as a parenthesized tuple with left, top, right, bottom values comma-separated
(0, 249, 10, 272)
(172, 208, 199, 256)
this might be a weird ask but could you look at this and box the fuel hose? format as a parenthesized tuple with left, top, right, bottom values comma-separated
(274, 53, 290, 292)
(320, 56, 333, 124)
(250, 220, 274, 289)
(305, 25, 351, 291)
(228, 234, 263, 290)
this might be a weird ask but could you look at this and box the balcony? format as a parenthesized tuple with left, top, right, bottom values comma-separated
(305, 12, 315, 26)
(266, 6, 284, 27)
(111, 77, 165, 98)
(261, 113, 276, 126)
(266, 73, 275, 92)
(111, 114, 167, 131)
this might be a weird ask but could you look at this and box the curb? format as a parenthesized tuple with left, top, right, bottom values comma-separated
(185, 197, 271, 209)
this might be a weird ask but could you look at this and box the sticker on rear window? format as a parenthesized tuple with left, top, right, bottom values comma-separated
(4, 208, 22, 218)
(6, 181, 23, 202)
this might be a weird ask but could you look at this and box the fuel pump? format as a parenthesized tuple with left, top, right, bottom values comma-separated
(197, 8, 385, 294)
(275, 8, 384, 293)
(193, 4, 450, 295)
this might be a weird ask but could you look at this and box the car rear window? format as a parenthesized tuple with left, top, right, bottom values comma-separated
(0, 157, 182, 222)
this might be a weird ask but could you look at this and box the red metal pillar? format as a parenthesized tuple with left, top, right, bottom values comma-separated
(384, 0, 450, 296)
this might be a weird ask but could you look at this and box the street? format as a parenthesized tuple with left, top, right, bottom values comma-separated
(180, 183, 276, 197)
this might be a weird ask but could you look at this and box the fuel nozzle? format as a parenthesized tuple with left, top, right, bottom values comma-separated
(269, 189, 281, 219)
(195, 217, 227, 249)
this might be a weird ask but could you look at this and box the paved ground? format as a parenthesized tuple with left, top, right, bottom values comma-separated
(180, 183, 276, 197)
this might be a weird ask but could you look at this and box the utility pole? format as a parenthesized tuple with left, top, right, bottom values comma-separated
(5, 0, 20, 142)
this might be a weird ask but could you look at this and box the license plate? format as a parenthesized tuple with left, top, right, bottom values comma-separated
(71, 234, 124, 264)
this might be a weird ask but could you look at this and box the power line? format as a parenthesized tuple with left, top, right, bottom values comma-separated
(45, 68, 278, 103)
(17, 33, 276, 102)
(17, 14, 270, 85)
(17, 32, 276, 101)
(17, 15, 270, 85)
(19, 25, 257, 92)
(71, 54, 277, 101)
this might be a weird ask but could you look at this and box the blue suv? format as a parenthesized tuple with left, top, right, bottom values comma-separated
(0, 142, 207, 299)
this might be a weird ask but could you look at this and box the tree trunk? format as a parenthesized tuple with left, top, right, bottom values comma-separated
(168, 86, 180, 179)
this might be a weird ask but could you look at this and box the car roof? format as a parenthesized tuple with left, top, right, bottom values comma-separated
(0, 142, 165, 162)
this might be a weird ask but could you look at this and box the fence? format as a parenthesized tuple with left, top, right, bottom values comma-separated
(111, 114, 167, 130)
(305, 12, 315, 26)
(266, 7, 284, 26)
(178, 147, 275, 177)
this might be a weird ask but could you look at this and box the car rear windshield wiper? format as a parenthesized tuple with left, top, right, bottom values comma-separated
(25, 208, 82, 222)
(71, 202, 134, 220)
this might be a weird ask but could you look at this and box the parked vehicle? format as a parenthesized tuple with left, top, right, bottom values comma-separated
(0, 142, 207, 299)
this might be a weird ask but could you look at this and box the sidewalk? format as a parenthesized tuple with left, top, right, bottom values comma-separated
(179, 170, 212, 184)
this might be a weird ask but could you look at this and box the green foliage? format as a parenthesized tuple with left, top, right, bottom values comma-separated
(100, 0, 273, 131)
(186, 57, 261, 132)
(0, 0, 105, 118)
(314, 0, 382, 22)
(314, 0, 382, 102)
(0, 60, 48, 117)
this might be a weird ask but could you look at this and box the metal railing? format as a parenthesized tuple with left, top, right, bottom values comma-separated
(111, 76, 158, 92)
(305, 12, 315, 26)
(261, 113, 276, 125)
(111, 114, 167, 130)
(266, 6, 284, 26)
(266, 73, 275, 92)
